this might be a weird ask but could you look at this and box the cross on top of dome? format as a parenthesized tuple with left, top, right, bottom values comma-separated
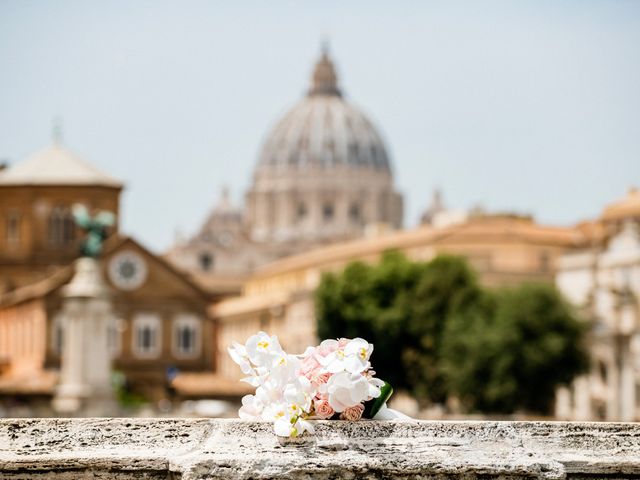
(308, 42, 341, 97)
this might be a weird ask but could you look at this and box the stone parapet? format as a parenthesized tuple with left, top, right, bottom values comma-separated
(0, 418, 639, 479)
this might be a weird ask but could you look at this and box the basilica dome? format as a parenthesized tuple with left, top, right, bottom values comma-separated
(256, 50, 391, 173)
(246, 47, 403, 245)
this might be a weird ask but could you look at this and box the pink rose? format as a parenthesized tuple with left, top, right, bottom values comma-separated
(314, 397, 335, 419)
(299, 353, 321, 377)
(299, 352, 332, 386)
(340, 403, 364, 421)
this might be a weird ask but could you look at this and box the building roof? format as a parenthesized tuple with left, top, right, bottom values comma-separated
(0, 266, 73, 308)
(0, 234, 212, 307)
(602, 187, 640, 222)
(0, 143, 122, 188)
(249, 215, 583, 281)
(188, 272, 245, 298)
(210, 290, 290, 318)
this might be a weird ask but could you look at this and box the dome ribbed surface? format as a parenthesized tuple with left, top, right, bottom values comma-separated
(256, 50, 391, 172)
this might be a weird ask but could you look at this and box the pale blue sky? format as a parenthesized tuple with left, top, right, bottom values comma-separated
(1, 1, 639, 251)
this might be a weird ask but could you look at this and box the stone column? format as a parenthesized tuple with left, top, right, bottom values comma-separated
(52, 257, 116, 416)
(606, 349, 620, 421)
(573, 375, 593, 420)
(619, 300, 637, 422)
(310, 189, 322, 234)
(276, 190, 292, 239)
(620, 337, 636, 422)
(554, 385, 572, 420)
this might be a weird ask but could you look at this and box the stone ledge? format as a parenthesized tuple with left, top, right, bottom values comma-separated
(0, 419, 639, 479)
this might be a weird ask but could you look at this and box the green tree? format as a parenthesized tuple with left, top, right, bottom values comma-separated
(315, 251, 483, 405)
(441, 283, 589, 414)
(316, 252, 419, 391)
(402, 255, 483, 404)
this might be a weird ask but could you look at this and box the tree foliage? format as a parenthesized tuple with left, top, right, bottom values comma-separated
(401, 255, 483, 404)
(316, 251, 482, 405)
(315, 252, 589, 414)
(441, 283, 590, 414)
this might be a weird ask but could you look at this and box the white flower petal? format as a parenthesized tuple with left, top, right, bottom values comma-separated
(274, 418, 293, 437)
(241, 376, 262, 387)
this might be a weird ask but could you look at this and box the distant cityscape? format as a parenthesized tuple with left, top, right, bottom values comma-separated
(0, 47, 638, 421)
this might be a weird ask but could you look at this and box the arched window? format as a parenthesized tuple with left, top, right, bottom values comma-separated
(539, 251, 550, 272)
(108, 319, 123, 357)
(48, 206, 75, 246)
(349, 203, 360, 223)
(323, 203, 334, 222)
(132, 313, 162, 358)
(172, 314, 201, 358)
(5, 210, 20, 247)
(199, 252, 213, 271)
(378, 194, 388, 221)
(63, 214, 75, 244)
(48, 207, 65, 246)
(297, 203, 307, 219)
(141, 327, 152, 349)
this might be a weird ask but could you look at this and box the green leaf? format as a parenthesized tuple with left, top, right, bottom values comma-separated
(364, 381, 393, 419)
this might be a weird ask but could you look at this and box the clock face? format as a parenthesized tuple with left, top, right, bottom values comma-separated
(108, 250, 148, 291)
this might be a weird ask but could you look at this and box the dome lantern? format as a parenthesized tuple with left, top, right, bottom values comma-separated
(308, 45, 341, 97)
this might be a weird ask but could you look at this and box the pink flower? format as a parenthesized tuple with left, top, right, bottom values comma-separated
(299, 353, 321, 377)
(314, 396, 335, 419)
(340, 403, 364, 421)
(298, 351, 332, 387)
(316, 339, 339, 357)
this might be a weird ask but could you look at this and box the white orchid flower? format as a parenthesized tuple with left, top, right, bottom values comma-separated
(367, 376, 385, 398)
(343, 338, 374, 373)
(246, 331, 283, 367)
(283, 377, 313, 412)
(320, 338, 373, 374)
(270, 399, 315, 438)
(228, 342, 254, 375)
(269, 352, 300, 386)
(324, 371, 370, 412)
(319, 347, 349, 373)
(292, 417, 315, 437)
(238, 394, 263, 419)
(273, 416, 295, 437)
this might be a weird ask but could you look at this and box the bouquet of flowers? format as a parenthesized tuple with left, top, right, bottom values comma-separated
(228, 331, 398, 437)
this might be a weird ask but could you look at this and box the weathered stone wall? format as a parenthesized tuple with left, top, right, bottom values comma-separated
(0, 419, 639, 479)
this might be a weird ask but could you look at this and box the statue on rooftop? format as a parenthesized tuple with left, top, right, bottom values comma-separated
(72, 204, 116, 258)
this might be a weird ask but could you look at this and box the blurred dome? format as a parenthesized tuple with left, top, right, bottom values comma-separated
(256, 47, 391, 173)
(246, 46, 403, 245)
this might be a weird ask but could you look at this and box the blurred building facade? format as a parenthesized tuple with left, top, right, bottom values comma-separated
(0, 142, 218, 408)
(556, 188, 640, 422)
(166, 47, 403, 280)
(212, 213, 581, 382)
